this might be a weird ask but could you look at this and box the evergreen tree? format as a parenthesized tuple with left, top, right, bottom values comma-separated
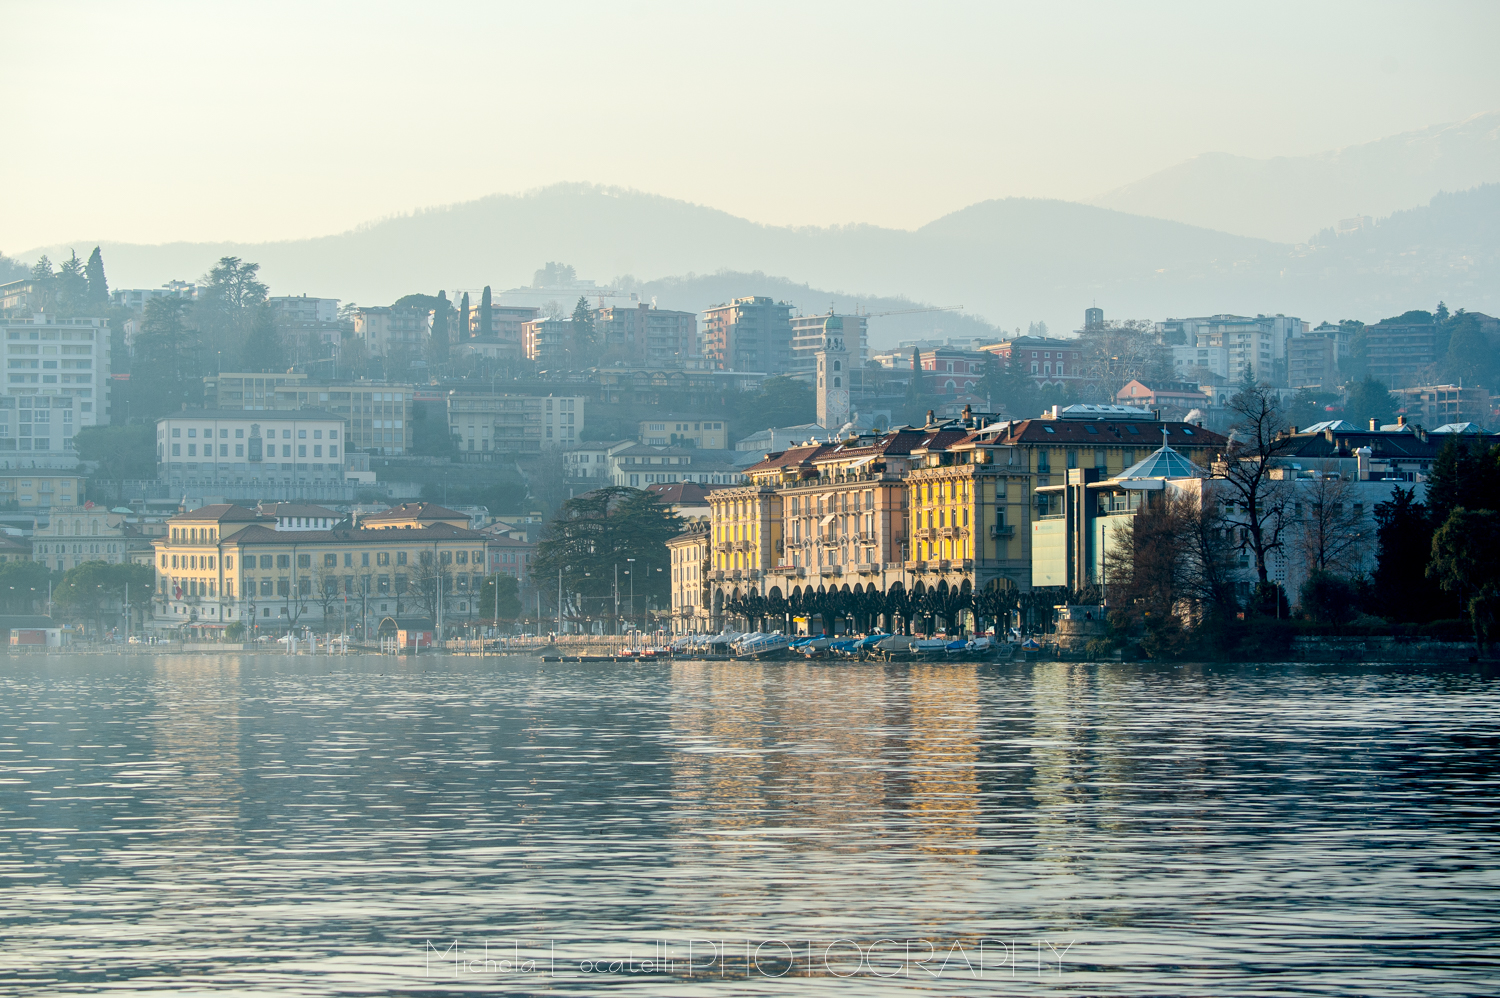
(238, 304, 283, 372)
(532, 486, 679, 628)
(1442, 312, 1496, 388)
(1370, 486, 1442, 622)
(1428, 508, 1500, 651)
(55, 251, 89, 315)
(131, 297, 199, 421)
(458, 291, 470, 341)
(30, 256, 53, 281)
(1425, 438, 1500, 527)
(198, 257, 269, 361)
(84, 247, 108, 309)
(1344, 376, 1398, 428)
(570, 295, 598, 367)
(903, 348, 927, 424)
(479, 285, 493, 338)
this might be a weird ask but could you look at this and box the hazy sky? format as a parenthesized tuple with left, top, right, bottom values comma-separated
(6, 0, 1499, 251)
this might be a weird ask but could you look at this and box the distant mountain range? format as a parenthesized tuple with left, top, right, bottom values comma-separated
(1090, 111, 1500, 243)
(17, 179, 1500, 348)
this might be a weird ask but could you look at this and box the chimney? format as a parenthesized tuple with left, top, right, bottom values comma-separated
(1397, 415, 1406, 428)
(1369, 418, 1378, 431)
(1289, 426, 1298, 435)
(926, 409, 936, 426)
(1050, 404, 1061, 419)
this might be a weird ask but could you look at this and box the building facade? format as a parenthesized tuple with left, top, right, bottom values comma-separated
(446, 392, 584, 457)
(351, 306, 430, 357)
(151, 504, 490, 636)
(203, 374, 415, 455)
(979, 337, 1086, 389)
(156, 410, 348, 489)
(639, 415, 728, 449)
(0, 472, 84, 510)
(667, 522, 711, 633)
(702, 297, 793, 374)
(522, 317, 575, 364)
(594, 303, 698, 366)
(2, 314, 112, 465)
(790, 312, 868, 379)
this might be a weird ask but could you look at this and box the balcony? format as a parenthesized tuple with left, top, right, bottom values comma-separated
(729, 570, 743, 581)
(856, 563, 876, 575)
(961, 559, 973, 570)
(990, 524, 1015, 538)
(937, 559, 952, 571)
(905, 560, 926, 571)
(819, 565, 840, 577)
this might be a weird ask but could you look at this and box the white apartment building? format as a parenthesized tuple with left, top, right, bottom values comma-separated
(1, 314, 111, 469)
(110, 281, 201, 312)
(790, 312, 868, 378)
(1163, 314, 1305, 386)
(447, 393, 584, 458)
(269, 296, 340, 324)
(351, 306, 431, 357)
(156, 410, 347, 489)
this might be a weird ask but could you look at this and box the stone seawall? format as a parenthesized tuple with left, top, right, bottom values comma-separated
(1290, 636, 1482, 661)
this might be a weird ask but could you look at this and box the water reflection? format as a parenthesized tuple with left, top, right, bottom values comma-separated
(0, 655, 1495, 996)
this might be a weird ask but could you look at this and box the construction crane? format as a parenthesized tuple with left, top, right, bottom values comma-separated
(853, 304, 964, 318)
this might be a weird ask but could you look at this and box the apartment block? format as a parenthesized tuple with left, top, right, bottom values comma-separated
(447, 392, 584, 457)
(790, 312, 868, 378)
(1163, 314, 1304, 385)
(1364, 318, 1437, 389)
(594, 303, 698, 365)
(0, 314, 111, 467)
(522, 317, 575, 364)
(639, 415, 728, 449)
(203, 374, 414, 455)
(351, 305, 430, 357)
(702, 297, 793, 373)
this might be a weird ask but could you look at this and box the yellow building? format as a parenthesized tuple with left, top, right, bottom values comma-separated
(0, 472, 83, 509)
(904, 405, 1226, 594)
(667, 522, 711, 633)
(151, 504, 490, 637)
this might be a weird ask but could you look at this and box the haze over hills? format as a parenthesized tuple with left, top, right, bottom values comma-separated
(16, 180, 1500, 347)
(1090, 111, 1500, 242)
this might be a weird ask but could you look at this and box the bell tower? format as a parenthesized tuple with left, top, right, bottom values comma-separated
(815, 315, 851, 431)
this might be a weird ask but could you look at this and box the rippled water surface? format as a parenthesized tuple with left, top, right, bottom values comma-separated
(1, 654, 1497, 995)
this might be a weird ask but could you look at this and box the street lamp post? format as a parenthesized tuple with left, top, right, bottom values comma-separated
(626, 558, 636, 643)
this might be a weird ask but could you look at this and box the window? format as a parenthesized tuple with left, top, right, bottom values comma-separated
(323, 553, 337, 567)
(277, 554, 290, 569)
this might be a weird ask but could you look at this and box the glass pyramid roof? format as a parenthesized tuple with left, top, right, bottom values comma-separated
(1117, 443, 1205, 480)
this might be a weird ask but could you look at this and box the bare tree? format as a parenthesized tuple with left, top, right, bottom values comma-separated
(1217, 384, 1298, 587)
(1078, 321, 1172, 403)
(1296, 466, 1369, 576)
(1104, 484, 1239, 644)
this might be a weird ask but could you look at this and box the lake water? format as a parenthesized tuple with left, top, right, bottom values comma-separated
(1, 654, 1496, 996)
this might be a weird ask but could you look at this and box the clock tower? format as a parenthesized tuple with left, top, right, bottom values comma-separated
(815, 315, 851, 431)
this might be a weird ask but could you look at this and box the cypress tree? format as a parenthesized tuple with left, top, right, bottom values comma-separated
(429, 290, 451, 367)
(85, 247, 108, 309)
(458, 292, 471, 341)
(479, 285, 493, 339)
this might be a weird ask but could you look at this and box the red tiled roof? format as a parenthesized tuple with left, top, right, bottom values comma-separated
(361, 502, 467, 522)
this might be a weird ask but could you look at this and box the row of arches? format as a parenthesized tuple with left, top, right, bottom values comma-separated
(715, 577, 1066, 637)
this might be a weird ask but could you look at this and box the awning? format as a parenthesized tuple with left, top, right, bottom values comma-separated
(844, 455, 875, 470)
(820, 513, 836, 527)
